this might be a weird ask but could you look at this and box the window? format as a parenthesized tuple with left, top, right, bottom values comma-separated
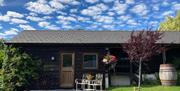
(83, 53, 98, 69)
(62, 54, 73, 67)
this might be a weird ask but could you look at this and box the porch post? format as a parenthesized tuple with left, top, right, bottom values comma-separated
(105, 47, 110, 89)
(162, 49, 166, 64)
(105, 73, 109, 88)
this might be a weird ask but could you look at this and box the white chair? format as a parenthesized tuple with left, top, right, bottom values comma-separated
(88, 73, 103, 90)
(75, 74, 88, 90)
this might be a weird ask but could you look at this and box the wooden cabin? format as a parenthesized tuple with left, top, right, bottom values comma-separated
(6, 30, 180, 90)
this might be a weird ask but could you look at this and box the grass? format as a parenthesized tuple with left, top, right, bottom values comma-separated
(107, 85, 180, 91)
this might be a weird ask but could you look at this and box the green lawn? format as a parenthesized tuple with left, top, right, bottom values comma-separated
(107, 86, 180, 91)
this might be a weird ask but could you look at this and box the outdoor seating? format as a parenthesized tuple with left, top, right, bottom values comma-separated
(75, 74, 88, 90)
(75, 73, 103, 91)
(88, 73, 103, 90)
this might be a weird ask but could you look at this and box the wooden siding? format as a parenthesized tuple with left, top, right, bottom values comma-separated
(16, 44, 107, 90)
(12, 43, 180, 90)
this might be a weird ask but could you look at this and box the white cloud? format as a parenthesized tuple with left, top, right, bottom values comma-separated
(126, 0, 135, 4)
(0, 35, 2, 39)
(89, 24, 98, 29)
(81, 3, 108, 16)
(25, 0, 55, 14)
(19, 25, 35, 30)
(46, 25, 60, 30)
(131, 3, 148, 16)
(148, 21, 159, 27)
(57, 15, 77, 21)
(29, 12, 38, 16)
(70, 9, 78, 13)
(0, 25, 2, 29)
(49, 0, 64, 9)
(38, 21, 59, 30)
(152, 13, 163, 19)
(112, 0, 128, 15)
(127, 19, 138, 26)
(162, 11, 174, 16)
(93, 15, 113, 24)
(77, 16, 90, 21)
(152, 4, 159, 11)
(26, 16, 44, 22)
(11, 18, 28, 24)
(0, 15, 10, 22)
(57, 11, 67, 15)
(161, 1, 169, 6)
(0, 0, 4, 6)
(62, 25, 73, 29)
(102, 24, 115, 29)
(0, 11, 25, 22)
(59, 0, 80, 5)
(38, 21, 49, 27)
(1, 28, 19, 37)
(25, 0, 66, 14)
(43, 16, 52, 19)
(118, 15, 131, 21)
(5, 28, 18, 35)
(6, 11, 24, 18)
(85, 0, 99, 4)
(107, 12, 115, 16)
(172, 3, 180, 11)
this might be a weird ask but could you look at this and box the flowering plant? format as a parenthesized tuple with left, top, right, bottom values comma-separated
(102, 54, 117, 64)
(86, 73, 94, 80)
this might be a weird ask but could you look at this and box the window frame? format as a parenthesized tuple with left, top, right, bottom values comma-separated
(83, 53, 98, 69)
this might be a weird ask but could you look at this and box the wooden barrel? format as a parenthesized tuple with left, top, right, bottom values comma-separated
(159, 64, 177, 86)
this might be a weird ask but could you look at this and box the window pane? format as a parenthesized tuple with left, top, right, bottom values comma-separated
(63, 54, 72, 67)
(83, 54, 97, 68)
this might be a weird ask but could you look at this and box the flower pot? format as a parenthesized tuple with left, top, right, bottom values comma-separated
(159, 64, 177, 86)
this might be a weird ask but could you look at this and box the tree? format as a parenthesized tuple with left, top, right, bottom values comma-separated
(123, 30, 164, 91)
(0, 39, 5, 68)
(2, 45, 41, 91)
(159, 11, 180, 31)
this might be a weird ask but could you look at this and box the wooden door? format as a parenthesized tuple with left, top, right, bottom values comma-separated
(60, 53, 74, 88)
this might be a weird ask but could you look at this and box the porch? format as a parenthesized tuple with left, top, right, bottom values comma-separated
(19, 44, 179, 90)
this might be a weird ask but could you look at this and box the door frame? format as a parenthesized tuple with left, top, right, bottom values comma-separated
(60, 52, 75, 88)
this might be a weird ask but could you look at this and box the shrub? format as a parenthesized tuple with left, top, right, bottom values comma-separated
(171, 57, 180, 85)
(143, 73, 160, 85)
(0, 39, 5, 68)
(2, 46, 41, 91)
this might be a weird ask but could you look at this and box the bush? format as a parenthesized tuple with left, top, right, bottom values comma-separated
(171, 57, 180, 85)
(0, 39, 5, 68)
(0, 39, 4, 90)
(2, 46, 41, 91)
(142, 73, 160, 85)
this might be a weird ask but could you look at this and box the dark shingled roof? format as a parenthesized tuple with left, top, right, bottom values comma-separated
(6, 30, 180, 44)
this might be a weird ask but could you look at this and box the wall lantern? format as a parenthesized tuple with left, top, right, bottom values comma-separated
(51, 56, 55, 61)
(105, 47, 109, 51)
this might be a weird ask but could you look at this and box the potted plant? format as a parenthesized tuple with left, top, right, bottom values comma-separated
(86, 73, 94, 80)
(102, 54, 117, 72)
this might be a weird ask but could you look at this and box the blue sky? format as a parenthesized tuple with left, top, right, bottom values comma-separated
(0, 0, 180, 39)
